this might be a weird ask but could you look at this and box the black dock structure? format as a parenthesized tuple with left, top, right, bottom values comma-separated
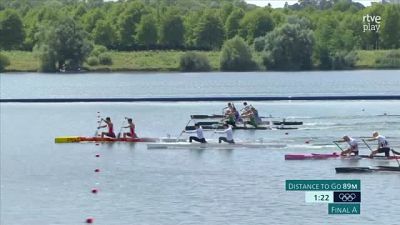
(1, 95, 400, 103)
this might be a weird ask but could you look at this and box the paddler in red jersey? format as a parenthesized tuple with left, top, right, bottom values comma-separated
(122, 117, 138, 138)
(98, 117, 116, 138)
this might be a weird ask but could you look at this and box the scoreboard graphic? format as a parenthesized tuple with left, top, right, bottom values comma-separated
(286, 180, 361, 214)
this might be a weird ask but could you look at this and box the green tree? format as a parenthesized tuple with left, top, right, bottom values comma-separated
(380, 5, 400, 49)
(183, 10, 203, 47)
(225, 9, 244, 39)
(263, 22, 314, 70)
(330, 50, 357, 70)
(180, 52, 211, 72)
(73, 4, 87, 19)
(220, 36, 258, 71)
(92, 20, 117, 49)
(22, 6, 61, 50)
(159, 14, 184, 48)
(220, 2, 234, 23)
(82, 8, 105, 33)
(87, 0, 104, 8)
(359, 4, 385, 50)
(117, 1, 146, 49)
(0, 9, 25, 50)
(35, 17, 93, 72)
(194, 11, 225, 50)
(136, 14, 158, 48)
(239, 8, 274, 43)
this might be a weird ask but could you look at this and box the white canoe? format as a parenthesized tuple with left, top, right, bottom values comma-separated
(147, 142, 287, 149)
(159, 137, 187, 142)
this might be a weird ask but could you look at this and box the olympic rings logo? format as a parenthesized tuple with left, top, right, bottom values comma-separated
(339, 193, 356, 201)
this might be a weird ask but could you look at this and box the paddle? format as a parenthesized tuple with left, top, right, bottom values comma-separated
(94, 112, 102, 136)
(362, 138, 377, 159)
(361, 139, 373, 152)
(210, 123, 221, 139)
(333, 141, 344, 151)
(178, 119, 192, 141)
(391, 149, 400, 155)
(391, 149, 400, 167)
(117, 118, 127, 138)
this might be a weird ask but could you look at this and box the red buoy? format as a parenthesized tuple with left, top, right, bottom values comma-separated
(91, 188, 98, 194)
(86, 217, 94, 223)
(94, 168, 100, 173)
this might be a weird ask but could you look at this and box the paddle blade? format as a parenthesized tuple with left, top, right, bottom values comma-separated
(392, 149, 400, 155)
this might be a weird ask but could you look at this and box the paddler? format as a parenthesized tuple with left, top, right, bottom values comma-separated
(338, 136, 359, 156)
(223, 102, 233, 114)
(368, 131, 391, 157)
(98, 117, 116, 138)
(240, 102, 253, 116)
(184, 123, 207, 143)
(216, 123, 235, 144)
(224, 103, 237, 127)
(242, 106, 261, 128)
(122, 117, 138, 138)
(231, 103, 242, 123)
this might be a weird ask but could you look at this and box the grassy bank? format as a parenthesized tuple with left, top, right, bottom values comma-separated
(1, 50, 398, 72)
(2, 50, 221, 72)
(355, 50, 389, 69)
(2, 51, 38, 72)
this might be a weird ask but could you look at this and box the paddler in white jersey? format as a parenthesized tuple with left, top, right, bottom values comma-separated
(339, 136, 359, 156)
(216, 123, 235, 144)
(369, 131, 391, 157)
(185, 123, 207, 143)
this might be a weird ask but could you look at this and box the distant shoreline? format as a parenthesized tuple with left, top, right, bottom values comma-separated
(2, 50, 399, 73)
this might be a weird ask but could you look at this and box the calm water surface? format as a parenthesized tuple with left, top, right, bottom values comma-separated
(1, 72, 400, 225)
(1, 70, 400, 98)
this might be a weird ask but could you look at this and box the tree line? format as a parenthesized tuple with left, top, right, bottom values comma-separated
(0, 0, 399, 71)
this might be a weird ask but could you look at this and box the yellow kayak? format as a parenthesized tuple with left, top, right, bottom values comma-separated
(54, 136, 159, 143)
(54, 136, 83, 143)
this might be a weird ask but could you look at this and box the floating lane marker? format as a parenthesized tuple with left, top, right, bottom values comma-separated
(85, 217, 94, 223)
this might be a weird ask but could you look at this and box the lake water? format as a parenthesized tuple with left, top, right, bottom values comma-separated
(1, 71, 400, 225)
(1, 70, 400, 98)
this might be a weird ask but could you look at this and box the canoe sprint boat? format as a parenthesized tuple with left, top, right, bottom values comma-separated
(285, 153, 400, 160)
(190, 114, 281, 119)
(194, 121, 303, 126)
(54, 136, 185, 143)
(185, 125, 298, 130)
(335, 166, 400, 173)
(147, 142, 287, 149)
